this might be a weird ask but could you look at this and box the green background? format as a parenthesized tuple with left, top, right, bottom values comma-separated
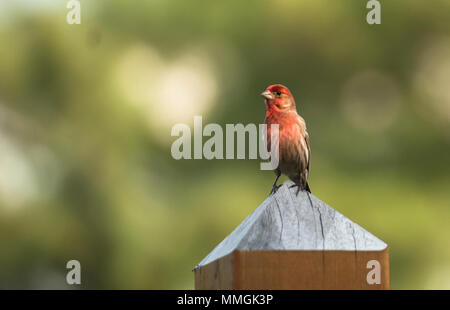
(0, 0, 449, 289)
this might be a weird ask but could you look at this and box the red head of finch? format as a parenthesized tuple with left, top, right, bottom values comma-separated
(262, 84, 311, 194)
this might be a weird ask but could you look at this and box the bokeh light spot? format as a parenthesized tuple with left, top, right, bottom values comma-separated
(115, 45, 217, 143)
(414, 37, 450, 127)
(341, 71, 401, 133)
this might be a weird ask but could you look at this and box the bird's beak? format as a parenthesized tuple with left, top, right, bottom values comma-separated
(261, 90, 274, 100)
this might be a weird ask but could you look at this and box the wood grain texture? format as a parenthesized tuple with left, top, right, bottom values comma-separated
(233, 249, 389, 289)
(194, 181, 390, 289)
(194, 252, 234, 290)
(195, 249, 389, 289)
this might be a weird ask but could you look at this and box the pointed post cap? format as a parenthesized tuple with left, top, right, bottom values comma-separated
(196, 181, 387, 268)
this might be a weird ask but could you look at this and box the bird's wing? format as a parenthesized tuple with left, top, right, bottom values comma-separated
(295, 114, 310, 174)
(264, 117, 271, 153)
(304, 131, 311, 174)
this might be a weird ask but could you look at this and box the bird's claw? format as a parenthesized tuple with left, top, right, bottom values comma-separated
(270, 184, 281, 195)
(289, 184, 301, 196)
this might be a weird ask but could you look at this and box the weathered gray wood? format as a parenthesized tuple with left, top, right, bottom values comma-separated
(196, 181, 387, 268)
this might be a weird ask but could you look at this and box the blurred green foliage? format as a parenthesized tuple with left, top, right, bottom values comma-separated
(0, 0, 449, 289)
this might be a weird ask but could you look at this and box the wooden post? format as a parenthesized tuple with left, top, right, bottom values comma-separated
(194, 181, 389, 290)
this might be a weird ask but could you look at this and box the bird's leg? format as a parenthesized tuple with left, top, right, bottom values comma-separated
(306, 191, 314, 209)
(270, 173, 281, 195)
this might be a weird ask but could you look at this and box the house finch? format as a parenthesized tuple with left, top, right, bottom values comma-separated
(262, 84, 311, 195)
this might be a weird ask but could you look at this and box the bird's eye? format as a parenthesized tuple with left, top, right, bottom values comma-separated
(275, 91, 282, 96)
